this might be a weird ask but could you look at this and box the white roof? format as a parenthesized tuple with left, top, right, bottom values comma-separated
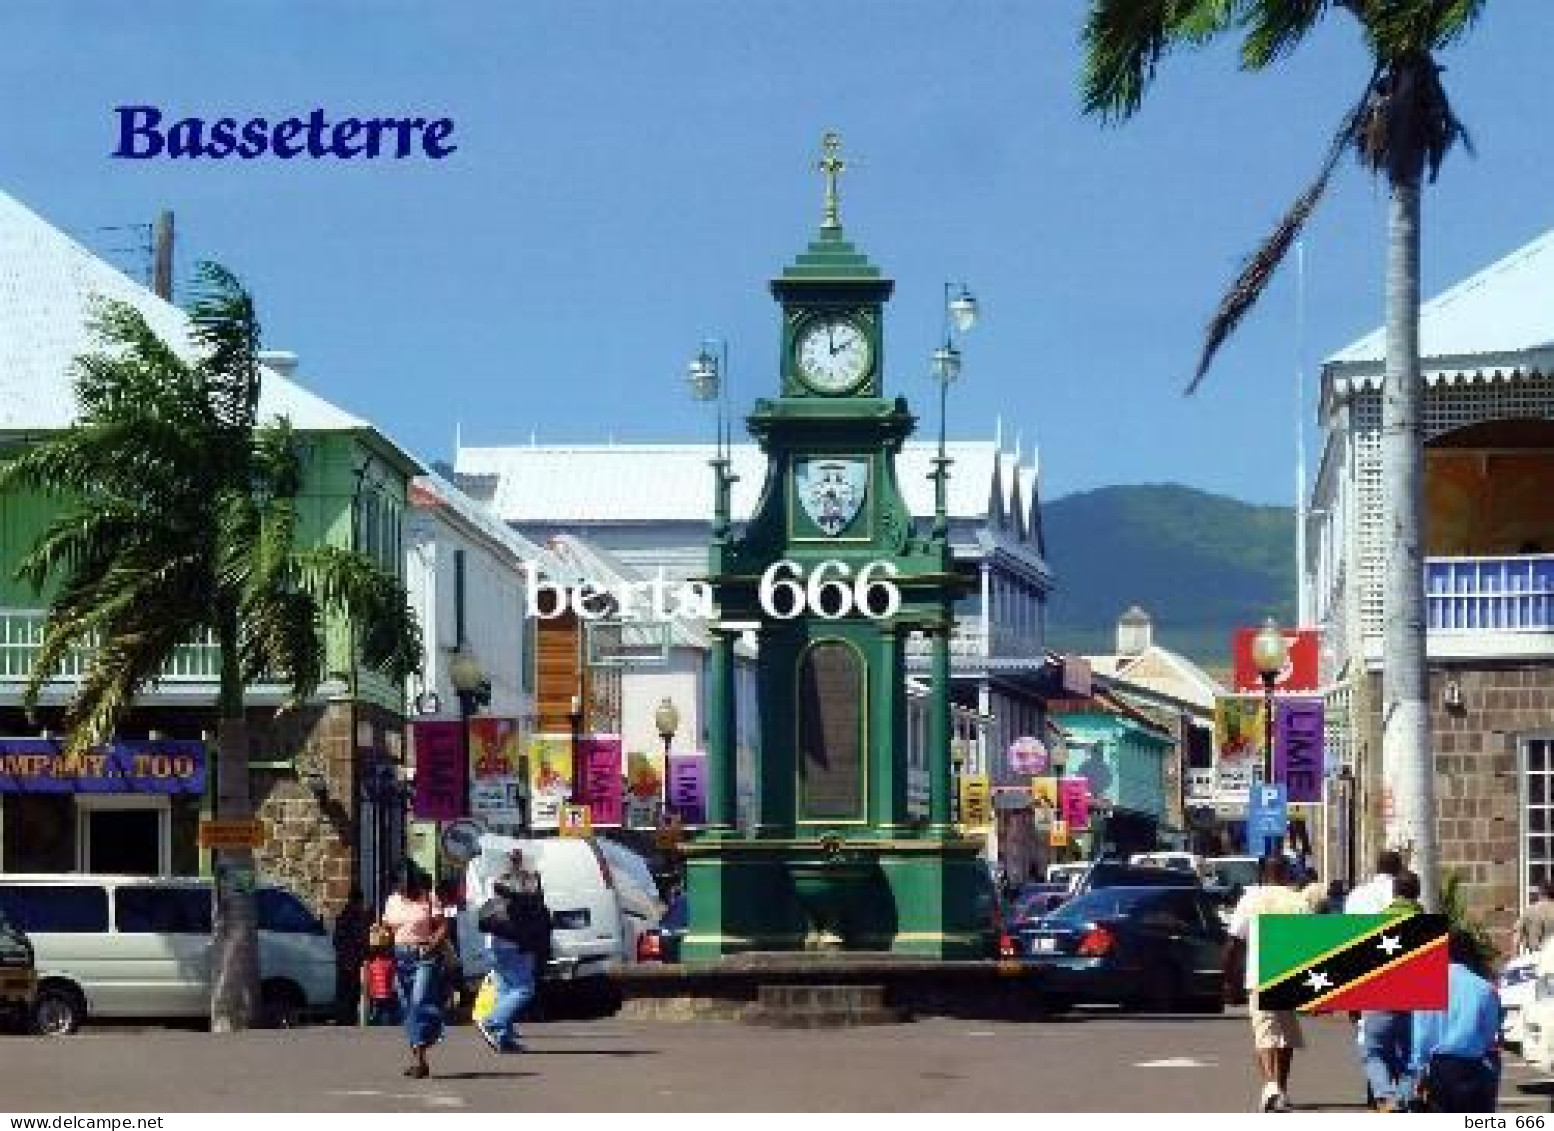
(455, 440, 1037, 526)
(0, 189, 368, 433)
(1325, 225, 1554, 383)
(410, 471, 556, 569)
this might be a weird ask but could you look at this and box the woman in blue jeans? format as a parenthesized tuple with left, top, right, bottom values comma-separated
(477, 854, 545, 1053)
(380, 868, 447, 1078)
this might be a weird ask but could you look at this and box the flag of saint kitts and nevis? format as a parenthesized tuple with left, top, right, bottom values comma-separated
(1256, 914, 1449, 1012)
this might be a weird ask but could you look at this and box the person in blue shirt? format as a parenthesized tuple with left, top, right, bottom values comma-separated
(1405, 930, 1502, 1112)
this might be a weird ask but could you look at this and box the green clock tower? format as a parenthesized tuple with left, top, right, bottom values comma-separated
(681, 134, 994, 960)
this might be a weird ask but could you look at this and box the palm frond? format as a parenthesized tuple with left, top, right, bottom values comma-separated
(72, 299, 202, 426)
(293, 545, 423, 682)
(1240, 0, 1332, 69)
(1357, 51, 1471, 187)
(1081, 0, 1239, 120)
(1189, 72, 1377, 392)
(60, 618, 192, 756)
(187, 261, 263, 435)
(240, 588, 326, 707)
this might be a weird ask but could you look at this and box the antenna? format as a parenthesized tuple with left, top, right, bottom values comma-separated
(1295, 241, 1308, 627)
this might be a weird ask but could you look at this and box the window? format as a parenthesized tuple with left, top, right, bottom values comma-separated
(0, 885, 109, 933)
(115, 886, 212, 934)
(1524, 737, 1554, 905)
(256, 888, 323, 935)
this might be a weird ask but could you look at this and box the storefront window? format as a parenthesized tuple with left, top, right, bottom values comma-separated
(2, 795, 75, 872)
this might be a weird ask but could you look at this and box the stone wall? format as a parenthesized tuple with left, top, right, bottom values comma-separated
(250, 700, 405, 922)
(1429, 665, 1554, 940)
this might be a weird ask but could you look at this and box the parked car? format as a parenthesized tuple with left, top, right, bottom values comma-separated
(1016, 885, 1228, 1013)
(1006, 883, 1071, 926)
(0, 912, 36, 1032)
(1204, 855, 1262, 898)
(1070, 860, 1207, 900)
(0, 874, 335, 1034)
(1046, 863, 1089, 889)
(1129, 852, 1205, 878)
(1501, 949, 1540, 1052)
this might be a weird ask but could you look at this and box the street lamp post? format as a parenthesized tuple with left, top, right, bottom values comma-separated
(929, 283, 978, 536)
(655, 697, 680, 760)
(447, 644, 491, 836)
(1251, 617, 1290, 859)
(1050, 740, 1069, 862)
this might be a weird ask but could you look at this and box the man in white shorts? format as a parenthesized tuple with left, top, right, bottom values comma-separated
(1226, 854, 1312, 1112)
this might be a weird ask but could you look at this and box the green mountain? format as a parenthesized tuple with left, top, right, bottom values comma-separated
(1040, 484, 1296, 670)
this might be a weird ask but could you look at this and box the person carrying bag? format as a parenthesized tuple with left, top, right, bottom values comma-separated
(473, 851, 551, 1054)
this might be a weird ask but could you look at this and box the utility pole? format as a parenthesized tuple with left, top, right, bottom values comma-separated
(152, 211, 174, 300)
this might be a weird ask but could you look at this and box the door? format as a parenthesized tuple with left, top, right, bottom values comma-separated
(77, 797, 169, 875)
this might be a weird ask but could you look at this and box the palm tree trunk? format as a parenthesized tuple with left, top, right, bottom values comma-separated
(1380, 179, 1439, 911)
(210, 614, 260, 1031)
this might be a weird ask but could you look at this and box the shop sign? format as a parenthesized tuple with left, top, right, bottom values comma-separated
(1049, 819, 1069, 848)
(1231, 627, 1319, 693)
(958, 773, 991, 828)
(1274, 698, 1324, 804)
(0, 738, 205, 794)
(559, 804, 593, 838)
(198, 819, 266, 849)
(1007, 736, 1048, 775)
(440, 818, 486, 863)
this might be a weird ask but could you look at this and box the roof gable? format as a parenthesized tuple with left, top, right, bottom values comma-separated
(0, 190, 372, 435)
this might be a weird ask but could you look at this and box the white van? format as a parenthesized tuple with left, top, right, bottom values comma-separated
(459, 835, 632, 1012)
(0, 874, 335, 1035)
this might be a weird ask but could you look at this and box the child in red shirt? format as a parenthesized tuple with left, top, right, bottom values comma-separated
(360, 925, 399, 1026)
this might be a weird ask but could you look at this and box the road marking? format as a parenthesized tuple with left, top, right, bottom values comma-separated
(965, 1030, 997, 1037)
(331, 1090, 466, 1107)
(1134, 1057, 1217, 1068)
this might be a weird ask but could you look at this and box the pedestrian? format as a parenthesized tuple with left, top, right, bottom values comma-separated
(1359, 870, 1424, 1111)
(1345, 849, 1403, 914)
(1511, 879, 1554, 957)
(332, 887, 370, 1026)
(1225, 854, 1313, 1112)
(360, 924, 399, 1026)
(473, 849, 550, 1054)
(1316, 880, 1348, 915)
(1404, 930, 1502, 1112)
(380, 864, 447, 1079)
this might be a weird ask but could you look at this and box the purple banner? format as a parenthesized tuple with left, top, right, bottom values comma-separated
(0, 739, 205, 794)
(666, 752, 707, 827)
(575, 734, 624, 827)
(412, 721, 467, 821)
(1274, 698, 1325, 804)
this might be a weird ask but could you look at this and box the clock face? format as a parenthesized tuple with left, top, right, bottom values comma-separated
(795, 314, 872, 394)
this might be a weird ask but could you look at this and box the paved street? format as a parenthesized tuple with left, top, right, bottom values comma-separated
(3, 1009, 1551, 1112)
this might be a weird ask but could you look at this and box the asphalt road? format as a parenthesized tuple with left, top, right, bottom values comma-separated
(2, 1009, 1550, 1112)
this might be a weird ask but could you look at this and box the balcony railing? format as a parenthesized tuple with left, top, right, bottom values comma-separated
(0, 609, 222, 682)
(1426, 555, 1554, 633)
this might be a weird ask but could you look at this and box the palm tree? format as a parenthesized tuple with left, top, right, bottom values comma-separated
(0, 262, 422, 1030)
(1081, 0, 1482, 913)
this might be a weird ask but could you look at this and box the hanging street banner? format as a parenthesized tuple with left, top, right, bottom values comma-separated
(958, 773, 991, 828)
(1231, 627, 1319, 693)
(1245, 782, 1289, 854)
(666, 751, 707, 826)
(1257, 913, 1449, 1012)
(1030, 775, 1058, 815)
(1215, 695, 1267, 766)
(574, 734, 624, 827)
(468, 717, 523, 826)
(625, 750, 665, 828)
(0, 738, 206, 794)
(411, 721, 466, 821)
(1274, 698, 1325, 804)
(527, 733, 575, 830)
(1058, 777, 1090, 831)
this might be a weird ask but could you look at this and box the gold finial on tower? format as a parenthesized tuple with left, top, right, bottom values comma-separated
(816, 131, 846, 231)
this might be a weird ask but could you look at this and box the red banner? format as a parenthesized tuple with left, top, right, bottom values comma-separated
(411, 721, 467, 821)
(1232, 627, 1319, 693)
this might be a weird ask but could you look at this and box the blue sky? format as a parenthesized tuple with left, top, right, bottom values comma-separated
(1, 1, 1549, 506)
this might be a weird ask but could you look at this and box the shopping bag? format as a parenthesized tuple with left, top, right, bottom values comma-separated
(471, 972, 497, 1023)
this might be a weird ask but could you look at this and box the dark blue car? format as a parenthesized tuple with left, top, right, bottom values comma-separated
(1017, 885, 1227, 1014)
